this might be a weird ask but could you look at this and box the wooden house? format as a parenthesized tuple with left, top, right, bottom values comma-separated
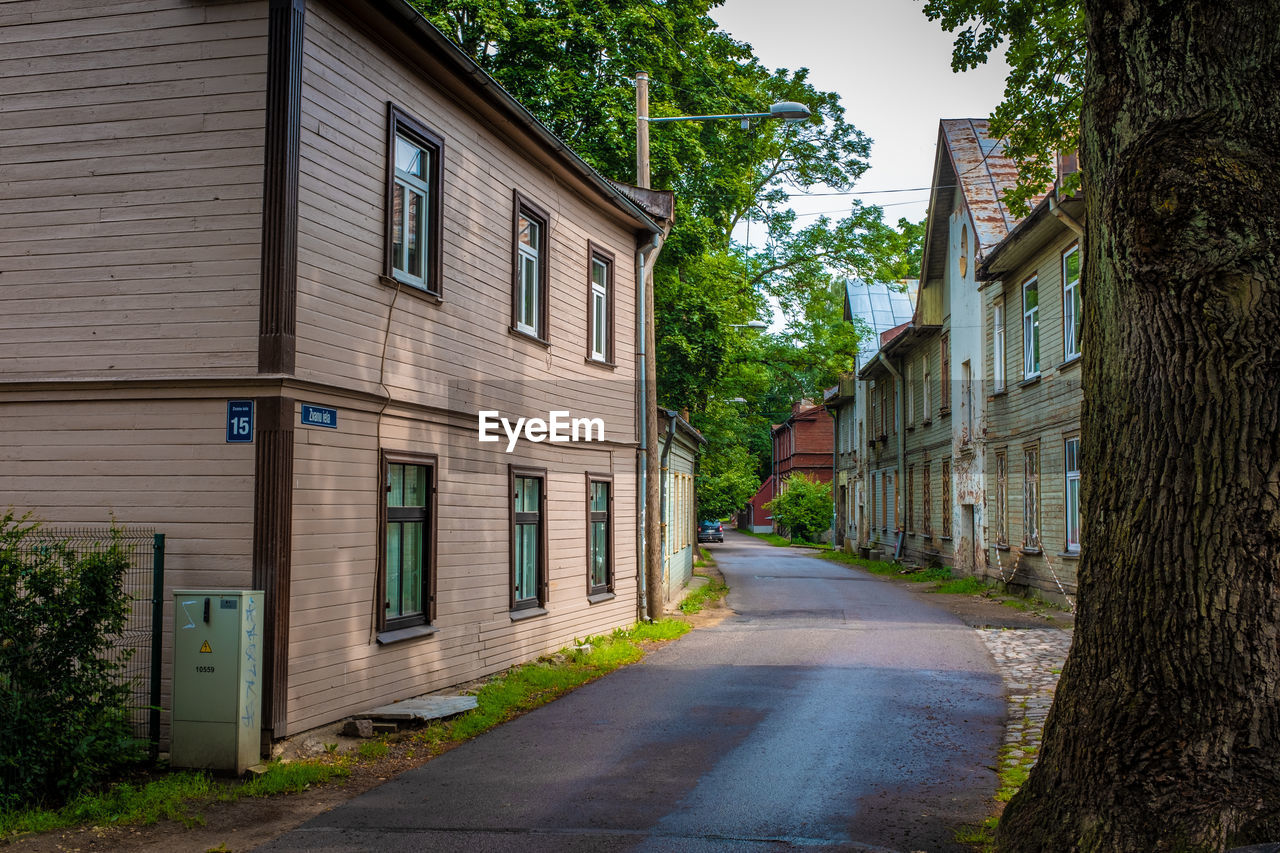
(0, 0, 668, 746)
(856, 120, 1037, 569)
(977, 182, 1085, 605)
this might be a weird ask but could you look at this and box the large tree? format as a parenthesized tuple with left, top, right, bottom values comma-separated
(989, 0, 1280, 848)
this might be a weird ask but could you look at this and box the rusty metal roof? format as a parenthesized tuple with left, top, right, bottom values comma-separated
(918, 119, 1048, 293)
(942, 118, 1039, 256)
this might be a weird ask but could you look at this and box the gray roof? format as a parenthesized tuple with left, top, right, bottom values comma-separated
(843, 279, 917, 370)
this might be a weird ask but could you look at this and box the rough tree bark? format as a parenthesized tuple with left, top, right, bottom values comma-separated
(997, 1, 1280, 850)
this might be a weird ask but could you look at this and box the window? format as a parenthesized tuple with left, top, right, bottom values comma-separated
(1065, 437, 1081, 552)
(387, 106, 443, 295)
(881, 472, 888, 529)
(587, 476, 612, 596)
(906, 465, 915, 532)
(512, 192, 550, 341)
(940, 332, 951, 411)
(870, 473, 877, 532)
(1023, 277, 1040, 377)
(906, 360, 915, 426)
(995, 450, 1009, 546)
(923, 364, 932, 422)
(959, 224, 969, 278)
(587, 244, 614, 363)
(941, 458, 952, 538)
(1024, 445, 1041, 550)
(382, 454, 435, 634)
(921, 462, 933, 536)
(962, 360, 973, 442)
(888, 378, 897, 435)
(510, 467, 547, 612)
(869, 381, 879, 439)
(993, 296, 1007, 392)
(1063, 246, 1082, 359)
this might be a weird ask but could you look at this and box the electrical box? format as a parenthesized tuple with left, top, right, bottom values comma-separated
(170, 590, 264, 773)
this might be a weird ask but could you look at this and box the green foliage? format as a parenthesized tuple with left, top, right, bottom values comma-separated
(931, 576, 990, 595)
(233, 759, 350, 799)
(0, 772, 212, 838)
(408, 0, 925, 476)
(922, 0, 1084, 215)
(764, 474, 832, 543)
(0, 515, 143, 811)
(678, 575, 729, 614)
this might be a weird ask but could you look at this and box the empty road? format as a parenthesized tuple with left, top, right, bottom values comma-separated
(259, 532, 1004, 852)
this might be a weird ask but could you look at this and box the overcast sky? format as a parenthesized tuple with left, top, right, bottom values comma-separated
(711, 0, 1011, 227)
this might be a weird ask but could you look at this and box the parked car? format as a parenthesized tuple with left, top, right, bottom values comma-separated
(698, 520, 724, 543)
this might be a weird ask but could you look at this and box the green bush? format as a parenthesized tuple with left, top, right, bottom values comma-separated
(0, 515, 142, 811)
(765, 473, 833, 543)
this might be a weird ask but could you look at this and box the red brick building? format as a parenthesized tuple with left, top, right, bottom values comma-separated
(741, 401, 835, 534)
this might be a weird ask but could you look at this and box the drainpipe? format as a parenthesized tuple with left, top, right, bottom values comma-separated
(1048, 193, 1084, 237)
(876, 351, 904, 539)
(636, 232, 662, 621)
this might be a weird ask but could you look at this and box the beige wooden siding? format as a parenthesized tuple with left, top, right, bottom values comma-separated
(293, 1, 638, 444)
(0, 1, 267, 380)
(287, 398, 638, 735)
(0, 392, 257, 746)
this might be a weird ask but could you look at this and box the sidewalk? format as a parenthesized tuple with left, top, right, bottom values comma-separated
(975, 628, 1073, 793)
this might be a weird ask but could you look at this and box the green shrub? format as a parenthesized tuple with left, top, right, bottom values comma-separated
(0, 515, 142, 811)
(764, 474, 833, 543)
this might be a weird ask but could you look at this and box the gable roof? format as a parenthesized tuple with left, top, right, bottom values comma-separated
(843, 278, 918, 371)
(918, 119, 1046, 288)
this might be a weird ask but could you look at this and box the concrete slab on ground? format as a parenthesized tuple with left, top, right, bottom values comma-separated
(361, 695, 477, 721)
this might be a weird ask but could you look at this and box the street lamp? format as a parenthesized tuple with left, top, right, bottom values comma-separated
(634, 72, 810, 623)
(729, 320, 769, 330)
(634, 72, 811, 190)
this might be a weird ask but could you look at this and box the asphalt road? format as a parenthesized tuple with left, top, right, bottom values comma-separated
(258, 532, 1004, 852)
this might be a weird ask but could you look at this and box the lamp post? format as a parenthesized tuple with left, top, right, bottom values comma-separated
(634, 71, 810, 622)
(729, 320, 769, 330)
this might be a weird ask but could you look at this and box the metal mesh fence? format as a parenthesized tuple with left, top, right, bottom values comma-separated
(12, 527, 164, 755)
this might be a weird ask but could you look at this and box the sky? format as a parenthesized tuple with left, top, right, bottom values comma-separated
(711, 0, 1011, 228)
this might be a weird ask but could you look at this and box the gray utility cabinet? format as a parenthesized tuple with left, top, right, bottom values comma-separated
(170, 590, 264, 773)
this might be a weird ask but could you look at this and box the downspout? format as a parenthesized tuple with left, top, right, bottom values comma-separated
(877, 351, 904, 542)
(636, 232, 662, 622)
(1048, 193, 1085, 237)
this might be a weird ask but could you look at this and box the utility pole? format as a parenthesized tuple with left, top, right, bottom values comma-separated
(636, 71, 662, 621)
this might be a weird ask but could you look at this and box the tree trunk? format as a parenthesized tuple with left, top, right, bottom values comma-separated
(998, 1, 1280, 850)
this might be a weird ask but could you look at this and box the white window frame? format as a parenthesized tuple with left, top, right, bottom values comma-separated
(993, 295, 1006, 392)
(1063, 245, 1081, 360)
(589, 252, 610, 362)
(516, 213, 541, 337)
(1023, 276, 1040, 378)
(1065, 437, 1081, 552)
(906, 360, 915, 426)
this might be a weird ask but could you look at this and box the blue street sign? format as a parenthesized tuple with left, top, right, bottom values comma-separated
(301, 404, 338, 429)
(227, 400, 254, 443)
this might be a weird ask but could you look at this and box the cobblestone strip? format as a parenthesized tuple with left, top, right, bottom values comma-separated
(976, 628, 1073, 796)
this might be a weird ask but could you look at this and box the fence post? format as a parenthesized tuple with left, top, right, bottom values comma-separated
(149, 533, 165, 761)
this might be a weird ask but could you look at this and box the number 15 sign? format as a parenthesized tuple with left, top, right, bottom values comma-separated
(227, 400, 254, 443)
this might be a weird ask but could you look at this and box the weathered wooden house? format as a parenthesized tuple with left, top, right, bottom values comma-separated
(0, 0, 670, 747)
(856, 120, 1036, 569)
(825, 278, 915, 549)
(977, 176, 1084, 604)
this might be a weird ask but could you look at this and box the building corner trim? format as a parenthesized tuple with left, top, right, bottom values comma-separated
(258, 0, 305, 375)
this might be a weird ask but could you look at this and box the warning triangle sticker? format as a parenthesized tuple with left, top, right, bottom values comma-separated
(199, 641, 212, 654)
